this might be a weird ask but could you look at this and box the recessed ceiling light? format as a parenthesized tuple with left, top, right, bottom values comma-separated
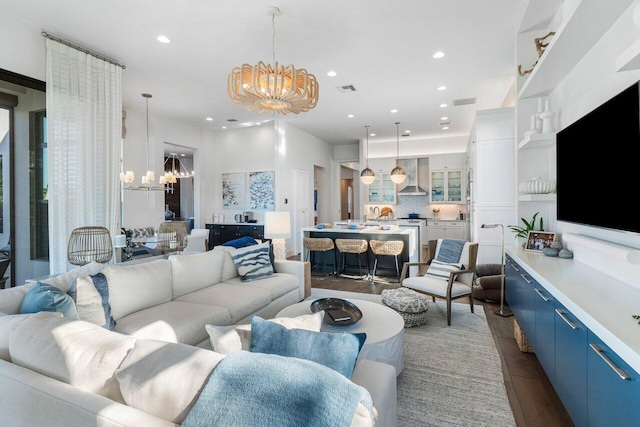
(390, 109, 398, 113)
(206, 117, 213, 121)
(222, 126, 227, 129)
(256, 122, 261, 125)
(439, 103, 448, 108)
(437, 86, 447, 91)
(441, 116, 448, 120)
(180, 154, 186, 157)
(347, 114, 354, 118)
(433, 51, 445, 59)
(327, 70, 337, 77)
(405, 130, 411, 134)
(442, 126, 449, 130)
(157, 35, 171, 44)
(370, 133, 376, 137)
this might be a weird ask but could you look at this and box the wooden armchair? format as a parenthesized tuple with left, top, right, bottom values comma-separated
(400, 239, 478, 325)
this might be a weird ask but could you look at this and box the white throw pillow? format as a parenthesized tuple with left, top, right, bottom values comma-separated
(0, 311, 63, 362)
(168, 249, 224, 297)
(0, 282, 35, 314)
(424, 259, 464, 281)
(213, 246, 239, 281)
(206, 311, 325, 355)
(231, 241, 273, 281)
(115, 339, 225, 424)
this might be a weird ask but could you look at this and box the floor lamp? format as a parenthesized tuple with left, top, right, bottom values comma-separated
(481, 223, 513, 317)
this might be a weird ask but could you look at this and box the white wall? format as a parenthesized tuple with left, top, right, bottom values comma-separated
(367, 134, 469, 159)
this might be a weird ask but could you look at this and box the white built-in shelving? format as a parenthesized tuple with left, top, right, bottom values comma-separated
(518, 132, 556, 150)
(616, 38, 640, 72)
(518, 194, 556, 202)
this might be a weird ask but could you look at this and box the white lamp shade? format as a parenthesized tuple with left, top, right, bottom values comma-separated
(114, 235, 127, 248)
(264, 211, 291, 239)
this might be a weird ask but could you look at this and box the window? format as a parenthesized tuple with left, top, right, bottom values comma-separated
(30, 110, 48, 260)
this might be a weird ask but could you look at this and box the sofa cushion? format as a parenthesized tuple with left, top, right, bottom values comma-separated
(223, 273, 298, 300)
(174, 283, 271, 323)
(213, 246, 239, 281)
(205, 311, 325, 355)
(168, 249, 224, 298)
(102, 259, 172, 320)
(20, 282, 79, 319)
(114, 301, 231, 346)
(9, 313, 136, 403)
(40, 261, 105, 292)
(115, 339, 225, 424)
(0, 282, 36, 315)
(231, 242, 274, 281)
(0, 312, 63, 362)
(249, 316, 366, 378)
(67, 273, 115, 330)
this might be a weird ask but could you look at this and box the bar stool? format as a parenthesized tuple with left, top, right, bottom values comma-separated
(370, 240, 404, 282)
(335, 238, 369, 279)
(303, 237, 336, 275)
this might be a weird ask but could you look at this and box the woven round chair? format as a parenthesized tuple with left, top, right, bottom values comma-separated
(370, 239, 404, 281)
(303, 237, 336, 275)
(335, 238, 369, 279)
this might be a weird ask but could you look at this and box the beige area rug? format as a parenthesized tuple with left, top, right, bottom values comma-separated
(308, 288, 516, 427)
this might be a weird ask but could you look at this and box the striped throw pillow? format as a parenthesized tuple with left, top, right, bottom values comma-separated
(424, 259, 464, 281)
(231, 242, 274, 282)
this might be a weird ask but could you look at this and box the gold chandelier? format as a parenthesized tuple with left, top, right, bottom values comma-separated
(227, 6, 319, 115)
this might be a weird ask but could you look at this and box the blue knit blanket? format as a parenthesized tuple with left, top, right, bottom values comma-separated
(182, 350, 373, 427)
(436, 238, 466, 263)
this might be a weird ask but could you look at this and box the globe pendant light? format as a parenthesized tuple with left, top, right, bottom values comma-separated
(390, 121, 406, 184)
(360, 125, 376, 185)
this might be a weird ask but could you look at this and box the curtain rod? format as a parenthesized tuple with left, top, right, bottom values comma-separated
(41, 31, 126, 70)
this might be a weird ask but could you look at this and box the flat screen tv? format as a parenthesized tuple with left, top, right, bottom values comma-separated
(556, 81, 640, 234)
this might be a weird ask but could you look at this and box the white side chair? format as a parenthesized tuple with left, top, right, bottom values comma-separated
(183, 228, 210, 253)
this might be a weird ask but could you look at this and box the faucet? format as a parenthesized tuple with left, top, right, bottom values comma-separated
(372, 206, 380, 221)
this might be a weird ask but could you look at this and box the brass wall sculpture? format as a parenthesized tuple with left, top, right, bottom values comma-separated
(518, 31, 556, 77)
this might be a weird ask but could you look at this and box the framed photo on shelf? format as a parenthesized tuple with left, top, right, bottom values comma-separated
(525, 231, 556, 253)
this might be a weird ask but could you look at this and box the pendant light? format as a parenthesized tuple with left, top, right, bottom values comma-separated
(360, 125, 375, 185)
(390, 121, 406, 184)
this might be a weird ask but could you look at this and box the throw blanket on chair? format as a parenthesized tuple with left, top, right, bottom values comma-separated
(182, 350, 374, 427)
(436, 238, 466, 263)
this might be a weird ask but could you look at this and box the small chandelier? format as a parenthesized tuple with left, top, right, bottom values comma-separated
(120, 93, 165, 191)
(160, 152, 194, 193)
(360, 125, 375, 185)
(227, 6, 319, 115)
(390, 121, 406, 184)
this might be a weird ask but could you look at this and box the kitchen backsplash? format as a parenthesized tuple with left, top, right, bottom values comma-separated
(366, 196, 467, 220)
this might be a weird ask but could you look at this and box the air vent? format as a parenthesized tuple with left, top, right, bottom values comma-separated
(401, 133, 411, 137)
(226, 118, 238, 122)
(336, 85, 357, 93)
(453, 97, 476, 106)
(438, 121, 452, 126)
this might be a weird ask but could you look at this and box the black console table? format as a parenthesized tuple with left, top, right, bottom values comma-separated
(205, 223, 265, 250)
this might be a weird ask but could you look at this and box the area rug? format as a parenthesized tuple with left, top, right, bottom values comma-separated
(308, 289, 516, 427)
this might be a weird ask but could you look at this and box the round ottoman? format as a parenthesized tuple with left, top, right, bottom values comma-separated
(381, 288, 429, 328)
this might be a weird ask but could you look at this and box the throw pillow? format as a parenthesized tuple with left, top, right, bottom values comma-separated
(424, 259, 464, 281)
(0, 311, 63, 362)
(222, 236, 258, 248)
(231, 241, 274, 281)
(20, 282, 79, 319)
(205, 311, 325, 355)
(67, 273, 116, 330)
(249, 315, 366, 377)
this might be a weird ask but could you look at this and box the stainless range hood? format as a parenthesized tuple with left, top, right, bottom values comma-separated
(397, 158, 427, 196)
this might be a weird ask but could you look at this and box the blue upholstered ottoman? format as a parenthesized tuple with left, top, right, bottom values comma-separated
(381, 288, 429, 328)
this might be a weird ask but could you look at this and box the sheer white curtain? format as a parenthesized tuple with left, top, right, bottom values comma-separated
(46, 39, 122, 274)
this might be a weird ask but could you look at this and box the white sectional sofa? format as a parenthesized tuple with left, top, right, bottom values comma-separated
(0, 246, 398, 427)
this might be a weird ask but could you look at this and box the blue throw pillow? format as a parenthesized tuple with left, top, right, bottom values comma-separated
(67, 273, 116, 330)
(232, 242, 274, 281)
(20, 282, 79, 319)
(249, 315, 366, 377)
(222, 236, 258, 249)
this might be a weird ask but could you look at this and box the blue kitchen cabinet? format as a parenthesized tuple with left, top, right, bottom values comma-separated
(506, 255, 535, 340)
(587, 331, 640, 427)
(554, 301, 587, 427)
(532, 283, 555, 379)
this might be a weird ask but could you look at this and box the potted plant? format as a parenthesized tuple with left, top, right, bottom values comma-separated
(508, 212, 544, 246)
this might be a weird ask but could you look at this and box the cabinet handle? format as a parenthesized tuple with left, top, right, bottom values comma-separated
(555, 309, 577, 330)
(589, 343, 631, 381)
(534, 288, 550, 302)
(511, 263, 520, 272)
(520, 273, 531, 284)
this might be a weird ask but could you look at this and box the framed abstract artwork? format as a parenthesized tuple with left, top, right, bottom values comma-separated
(249, 170, 275, 210)
(222, 172, 246, 209)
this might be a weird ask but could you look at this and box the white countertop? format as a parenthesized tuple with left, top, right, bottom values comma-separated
(506, 245, 640, 374)
(302, 225, 416, 235)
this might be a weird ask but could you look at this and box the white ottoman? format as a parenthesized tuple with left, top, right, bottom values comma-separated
(381, 288, 429, 328)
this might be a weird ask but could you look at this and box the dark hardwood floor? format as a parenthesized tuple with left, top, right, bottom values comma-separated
(308, 269, 575, 427)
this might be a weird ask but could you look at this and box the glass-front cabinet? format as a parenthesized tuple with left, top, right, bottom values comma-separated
(368, 173, 397, 204)
(430, 170, 463, 203)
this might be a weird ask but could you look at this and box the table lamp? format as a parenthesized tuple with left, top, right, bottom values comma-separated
(113, 233, 127, 263)
(265, 211, 291, 260)
(481, 223, 513, 317)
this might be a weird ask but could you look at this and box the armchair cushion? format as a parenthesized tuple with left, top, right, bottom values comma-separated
(424, 260, 464, 281)
(403, 276, 471, 298)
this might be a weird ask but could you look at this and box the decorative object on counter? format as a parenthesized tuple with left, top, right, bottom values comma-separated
(540, 98, 556, 133)
(517, 31, 556, 76)
(264, 211, 291, 260)
(558, 248, 574, 259)
(519, 177, 556, 194)
(525, 231, 556, 253)
(432, 208, 440, 219)
(389, 122, 406, 184)
(408, 213, 419, 219)
(542, 247, 558, 257)
(524, 114, 540, 137)
(380, 206, 394, 219)
(550, 241, 563, 250)
(481, 224, 512, 317)
(360, 125, 376, 185)
(508, 212, 544, 245)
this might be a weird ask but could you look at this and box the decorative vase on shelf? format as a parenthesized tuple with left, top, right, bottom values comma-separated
(539, 99, 555, 133)
(524, 114, 540, 137)
(519, 177, 556, 194)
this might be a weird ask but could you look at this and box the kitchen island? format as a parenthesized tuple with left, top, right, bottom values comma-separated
(300, 224, 420, 277)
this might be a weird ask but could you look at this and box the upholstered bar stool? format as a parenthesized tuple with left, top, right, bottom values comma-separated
(303, 237, 336, 275)
(370, 240, 404, 282)
(335, 238, 369, 279)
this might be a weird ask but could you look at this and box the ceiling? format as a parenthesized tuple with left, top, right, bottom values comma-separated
(3, 0, 523, 146)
